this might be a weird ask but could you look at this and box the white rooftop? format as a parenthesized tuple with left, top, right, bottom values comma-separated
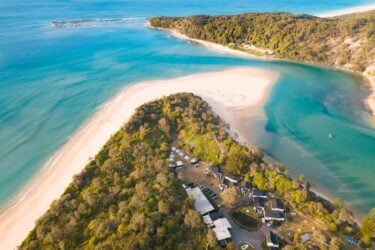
(186, 187, 215, 215)
(213, 226, 231, 241)
(301, 233, 311, 243)
(213, 218, 232, 229)
(203, 214, 213, 225)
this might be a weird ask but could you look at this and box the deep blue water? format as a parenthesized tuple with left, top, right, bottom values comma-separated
(1, 0, 375, 214)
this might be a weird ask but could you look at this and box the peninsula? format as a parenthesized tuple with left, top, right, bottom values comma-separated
(0, 68, 277, 249)
(19, 93, 374, 249)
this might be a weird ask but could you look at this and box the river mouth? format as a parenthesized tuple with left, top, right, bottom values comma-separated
(1, 0, 375, 216)
(230, 62, 375, 215)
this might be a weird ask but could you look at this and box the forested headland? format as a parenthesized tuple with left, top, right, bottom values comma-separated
(149, 11, 375, 76)
(21, 94, 216, 249)
(21, 93, 374, 249)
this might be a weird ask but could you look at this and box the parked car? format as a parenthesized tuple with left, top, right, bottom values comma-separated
(204, 168, 210, 174)
(190, 158, 200, 164)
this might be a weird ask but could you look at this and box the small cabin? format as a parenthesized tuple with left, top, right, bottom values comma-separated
(266, 231, 279, 248)
(219, 178, 230, 191)
(224, 174, 240, 185)
(253, 197, 265, 213)
(251, 189, 267, 199)
(241, 181, 251, 194)
(210, 166, 222, 179)
(203, 212, 222, 228)
(270, 198, 285, 212)
(264, 209, 285, 222)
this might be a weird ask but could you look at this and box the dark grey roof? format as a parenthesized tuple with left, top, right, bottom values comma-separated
(186, 182, 195, 188)
(252, 189, 267, 197)
(253, 197, 265, 208)
(210, 165, 222, 174)
(270, 198, 284, 210)
(267, 231, 279, 245)
(244, 182, 251, 189)
(208, 211, 222, 221)
(264, 210, 284, 219)
(218, 239, 227, 247)
(222, 178, 230, 186)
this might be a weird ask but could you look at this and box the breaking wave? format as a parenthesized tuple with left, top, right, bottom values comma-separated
(52, 17, 146, 28)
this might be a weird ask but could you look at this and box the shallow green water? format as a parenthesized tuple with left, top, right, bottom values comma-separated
(0, 0, 374, 214)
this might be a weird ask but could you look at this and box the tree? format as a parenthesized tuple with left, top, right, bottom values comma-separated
(184, 209, 202, 229)
(206, 229, 218, 248)
(252, 172, 267, 190)
(158, 200, 169, 215)
(158, 117, 170, 134)
(361, 208, 375, 245)
(298, 174, 305, 183)
(329, 237, 343, 250)
(226, 242, 235, 250)
(220, 187, 242, 208)
(225, 145, 250, 175)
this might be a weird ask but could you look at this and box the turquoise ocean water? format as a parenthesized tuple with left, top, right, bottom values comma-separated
(0, 0, 374, 214)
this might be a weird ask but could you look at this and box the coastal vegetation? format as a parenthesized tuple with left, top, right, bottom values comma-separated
(21, 93, 373, 248)
(360, 208, 375, 245)
(21, 94, 214, 249)
(149, 11, 375, 75)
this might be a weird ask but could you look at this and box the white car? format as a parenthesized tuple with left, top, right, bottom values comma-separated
(176, 161, 184, 167)
(204, 168, 210, 174)
(179, 152, 185, 157)
(190, 158, 200, 164)
(184, 155, 190, 160)
(171, 146, 177, 151)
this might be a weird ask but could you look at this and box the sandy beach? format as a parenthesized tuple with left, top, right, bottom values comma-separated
(149, 24, 266, 60)
(317, 4, 375, 17)
(0, 67, 278, 249)
(148, 14, 375, 117)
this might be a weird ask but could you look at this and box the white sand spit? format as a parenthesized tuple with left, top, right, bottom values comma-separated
(0, 67, 278, 250)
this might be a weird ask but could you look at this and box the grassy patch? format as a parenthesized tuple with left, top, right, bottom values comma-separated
(230, 206, 261, 231)
(261, 238, 270, 250)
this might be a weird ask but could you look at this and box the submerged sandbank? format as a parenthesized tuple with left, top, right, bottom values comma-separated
(0, 67, 278, 250)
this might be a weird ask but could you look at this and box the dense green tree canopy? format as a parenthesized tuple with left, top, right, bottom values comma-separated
(150, 11, 375, 73)
(21, 93, 221, 250)
(20, 93, 371, 248)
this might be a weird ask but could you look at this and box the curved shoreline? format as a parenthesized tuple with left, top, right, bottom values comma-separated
(0, 67, 278, 250)
(317, 3, 375, 17)
(147, 22, 375, 117)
